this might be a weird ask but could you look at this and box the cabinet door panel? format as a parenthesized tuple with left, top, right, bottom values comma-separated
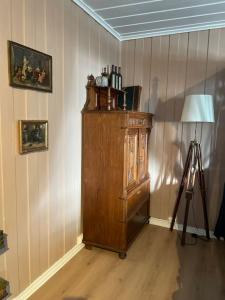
(138, 129, 149, 182)
(126, 129, 139, 190)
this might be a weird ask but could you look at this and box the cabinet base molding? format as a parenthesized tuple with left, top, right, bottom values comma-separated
(149, 217, 215, 238)
(15, 235, 84, 300)
(83, 240, 123, 253)
(118, 252, 127, 259)
(83, 215, 149, 258)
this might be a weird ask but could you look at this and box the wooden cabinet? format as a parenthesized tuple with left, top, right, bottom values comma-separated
(82, 110, 153, 258)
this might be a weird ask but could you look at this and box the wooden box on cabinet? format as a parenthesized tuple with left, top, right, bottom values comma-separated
(82, 111, 153, 258)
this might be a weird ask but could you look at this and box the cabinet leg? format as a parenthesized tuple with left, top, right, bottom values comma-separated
(118, 252, 127, 259)
(85, 244, 92, 250)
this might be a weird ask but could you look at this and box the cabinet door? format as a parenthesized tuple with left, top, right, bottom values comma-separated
(126, 129, 139, 190)
(138, 128, 149, 182)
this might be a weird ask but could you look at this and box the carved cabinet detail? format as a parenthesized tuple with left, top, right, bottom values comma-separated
(138, 129, 149, 182)
(127, 129, 139, 189)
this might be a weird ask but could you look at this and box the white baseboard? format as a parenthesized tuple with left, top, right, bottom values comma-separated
(150, 217, 215, 238)
(15, 235, 84, 300)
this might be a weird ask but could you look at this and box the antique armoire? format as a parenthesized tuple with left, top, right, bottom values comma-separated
(82, 84, 153, 258)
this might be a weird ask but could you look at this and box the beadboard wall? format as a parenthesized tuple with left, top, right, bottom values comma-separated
(121, 29, 225, 231)
(0, 0, 120, 297)
(1, 0, 225, 298)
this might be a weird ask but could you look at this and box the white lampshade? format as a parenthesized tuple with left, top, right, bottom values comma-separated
(181, 94, 215, 123)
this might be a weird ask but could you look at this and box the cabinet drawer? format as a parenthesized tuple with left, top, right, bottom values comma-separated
(127, 201, 149, 246)
(127, 182, 149, 219)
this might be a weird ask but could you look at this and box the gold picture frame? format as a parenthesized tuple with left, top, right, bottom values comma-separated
(19, 120, 48, 154)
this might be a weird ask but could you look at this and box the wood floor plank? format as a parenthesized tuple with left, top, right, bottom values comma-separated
(30, 225, 225, 300)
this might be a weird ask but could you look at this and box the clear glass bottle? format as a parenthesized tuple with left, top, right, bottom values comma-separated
(101, 67, 108, 87)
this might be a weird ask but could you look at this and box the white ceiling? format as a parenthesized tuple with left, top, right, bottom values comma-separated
(73, 0, 225, 40)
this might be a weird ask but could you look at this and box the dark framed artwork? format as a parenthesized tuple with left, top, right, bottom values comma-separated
(0, 277, 9, 300)
(8, 41, 52, 92)
(19, 120, 48, 154)
(0, 230, 8, 255)
(118, 86, 142, 111)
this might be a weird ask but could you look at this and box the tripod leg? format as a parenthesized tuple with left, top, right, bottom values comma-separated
(196, 144, 210, 240)
(170, 142, 193, 231)
(181, 192, 192, 246)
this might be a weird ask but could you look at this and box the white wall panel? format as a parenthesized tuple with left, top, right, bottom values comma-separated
(0, 0, 120, 298)
(121, 28, 225, 230)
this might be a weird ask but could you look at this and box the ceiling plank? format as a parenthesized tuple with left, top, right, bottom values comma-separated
(97, 0, 225, 20)
(120, 21, 225, 40)
(117, 12, 225, 34)
(73, 0, 225, 41)
(108, 3, 225, 27)
(84, 0, 163, 10)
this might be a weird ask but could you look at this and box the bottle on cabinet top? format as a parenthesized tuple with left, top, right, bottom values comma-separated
(118, 67, 122, 90)
(115, 66, 118, 90)
(109, 65, 116, 89)
(101, 67, 108, 87)
(107, 65, 110, 77)
(95, 65, 123, 90)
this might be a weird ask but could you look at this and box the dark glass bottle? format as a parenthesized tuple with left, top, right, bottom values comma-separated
(115, 66, 118, 90)
(106, 65, 110, 87)
(110, 65, 116, 88)
(118, 67, 122, 90)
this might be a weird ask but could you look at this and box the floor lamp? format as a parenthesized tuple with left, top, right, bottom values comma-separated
(170, 94, 215, 245)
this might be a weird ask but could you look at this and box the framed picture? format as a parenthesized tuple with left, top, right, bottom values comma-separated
(0, 277, 9, 300)
(8, 41, 52, 92)
(118, 86, 142, 111)
(19, 120, 48, 154)
(0, 230, 8, 255)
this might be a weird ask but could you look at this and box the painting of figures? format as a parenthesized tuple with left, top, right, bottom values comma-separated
(8, 41, 52, 92)
(19, 120, 48, 154)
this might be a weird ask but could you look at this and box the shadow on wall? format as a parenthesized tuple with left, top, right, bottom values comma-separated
(207, 70, 225, 226)
(148, 68, 225, 230)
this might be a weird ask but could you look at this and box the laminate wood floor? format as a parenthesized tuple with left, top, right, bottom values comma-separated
(30, 225, 225, 300)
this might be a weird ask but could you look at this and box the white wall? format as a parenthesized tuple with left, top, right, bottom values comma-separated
(2, 1, 225, 298)
(0, 0, 120, 297)
(121, 30, 225, 230)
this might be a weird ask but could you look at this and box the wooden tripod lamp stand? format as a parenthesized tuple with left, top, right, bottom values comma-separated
(170, 94, 215, 245)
